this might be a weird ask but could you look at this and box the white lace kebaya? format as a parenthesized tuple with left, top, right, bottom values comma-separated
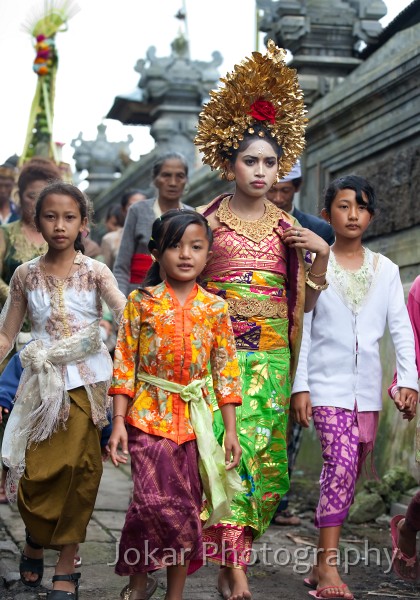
(0, 253, 126, 499)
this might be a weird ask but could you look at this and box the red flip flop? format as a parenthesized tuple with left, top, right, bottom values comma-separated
(304, 577, 317, 589)
(308, 584, 354, 599)
(390, 514, 419, 581)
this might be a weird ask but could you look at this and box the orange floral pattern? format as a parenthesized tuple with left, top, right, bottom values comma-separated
(109, 282, 242, 444)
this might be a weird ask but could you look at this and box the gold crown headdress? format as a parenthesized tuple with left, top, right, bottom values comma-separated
(195, 40, 307, 179)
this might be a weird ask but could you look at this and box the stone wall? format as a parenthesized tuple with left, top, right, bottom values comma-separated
(301, 23, 420, 259)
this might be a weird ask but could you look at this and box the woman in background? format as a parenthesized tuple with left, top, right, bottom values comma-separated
(0, 157, 61, 307)
(101, 189, 147, 270)
(113, 153, 191, 296)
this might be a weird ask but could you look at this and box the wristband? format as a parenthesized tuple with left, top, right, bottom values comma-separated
(112, 414, 126, 420)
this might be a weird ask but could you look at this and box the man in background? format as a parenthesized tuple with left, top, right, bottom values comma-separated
(266, 160, 335, 245)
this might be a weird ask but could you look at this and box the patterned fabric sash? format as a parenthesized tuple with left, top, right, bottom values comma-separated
(2, 321, 102, 500)
(137, 371, 243, 528)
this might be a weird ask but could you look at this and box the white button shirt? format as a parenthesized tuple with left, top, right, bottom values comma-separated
(292, 252, 418, 411)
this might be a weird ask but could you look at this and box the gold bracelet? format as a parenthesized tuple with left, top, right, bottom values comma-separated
(305, 271, 329, 291)
(112, 414, 126, 420)
(308, 268, 327, 278)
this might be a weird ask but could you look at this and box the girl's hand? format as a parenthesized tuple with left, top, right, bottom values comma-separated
(101, 446, 110, 462)
(282, 226, 329, 258)
(291, 392, 312, 427)
(107, 422, 129, 467)
(394, 387, 418, 421)
(0, 406, 9, 425)
(224, 431, 242, 470)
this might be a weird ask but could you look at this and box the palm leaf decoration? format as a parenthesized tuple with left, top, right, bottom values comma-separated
(20, 1, 79, 166)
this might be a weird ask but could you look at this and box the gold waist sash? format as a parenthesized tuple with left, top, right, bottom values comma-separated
(227, 296, 287, 319)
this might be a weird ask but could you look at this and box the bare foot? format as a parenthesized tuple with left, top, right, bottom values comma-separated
(227, 568, 252, 600)
(122, 573, 149, 599)
(218, 568, 231, 599)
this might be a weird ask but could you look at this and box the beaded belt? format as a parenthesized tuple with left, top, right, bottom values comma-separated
(227, 297, 288, 319)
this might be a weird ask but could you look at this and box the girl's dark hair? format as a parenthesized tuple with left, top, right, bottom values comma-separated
(35, 181, 93, 253)
(120, 188, 148, 210)
(106, 204, 125, 227)
(324, 175, 376, 215)
(17, 157, 62, 196)
(227, 124, 283, 164)
(142, 209, 213, 287)
(151, 152, 189, 179)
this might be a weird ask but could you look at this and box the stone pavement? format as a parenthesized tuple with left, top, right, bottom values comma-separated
(1, 460, 420, 599)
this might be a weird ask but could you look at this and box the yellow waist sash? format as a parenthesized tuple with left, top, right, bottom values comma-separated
(138, 372, 242, 528)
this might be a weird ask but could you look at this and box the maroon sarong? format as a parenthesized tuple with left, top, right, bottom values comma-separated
(115, 425, 203, 575)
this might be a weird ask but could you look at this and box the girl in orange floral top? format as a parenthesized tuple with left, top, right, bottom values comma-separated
(108, 209, 242, 600)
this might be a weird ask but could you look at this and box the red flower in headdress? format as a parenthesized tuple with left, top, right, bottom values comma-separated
(248, 99, 276, 124)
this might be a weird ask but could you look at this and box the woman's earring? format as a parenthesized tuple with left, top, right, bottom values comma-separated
(226, 172, 235, 181)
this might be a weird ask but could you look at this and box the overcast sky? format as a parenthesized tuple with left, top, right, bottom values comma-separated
(0, 0, 413, 167)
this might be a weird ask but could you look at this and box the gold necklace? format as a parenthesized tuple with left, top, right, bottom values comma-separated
(216, 196, 281, 243)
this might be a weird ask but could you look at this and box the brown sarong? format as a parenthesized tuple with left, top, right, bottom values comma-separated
(18, 386, 102, 547)
(116, 425, 203, 575)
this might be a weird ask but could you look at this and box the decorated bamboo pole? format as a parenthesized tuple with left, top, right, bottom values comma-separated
(19, 1, 79, 167)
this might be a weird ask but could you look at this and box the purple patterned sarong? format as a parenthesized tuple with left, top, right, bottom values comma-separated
(312, 406, 379, 528)
(115, 425, 203, 575)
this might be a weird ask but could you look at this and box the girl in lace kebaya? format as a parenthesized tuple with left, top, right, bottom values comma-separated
(108, 209, 243, 600)
(0, 181, 126, 599)
(291, 175, 419, 600)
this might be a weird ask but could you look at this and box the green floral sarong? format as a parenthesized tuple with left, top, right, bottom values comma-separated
(210, 347, 290, 538)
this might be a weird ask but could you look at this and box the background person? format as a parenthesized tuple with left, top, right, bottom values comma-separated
(266, 160, 335, 245)
(113, 153, 191, 296)
(101, 189, 147, 270)
(0, 157, 62, 308)
(388, 274, 420, 581)
(267, 160, 334, 527)
(0, 157, 20, 225)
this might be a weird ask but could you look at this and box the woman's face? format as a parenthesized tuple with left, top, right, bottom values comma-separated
(126, 192, 146, 209)
(154, 159, 188, 204)
(232, 139, 278, 199)
(106, 215, 120, 232)
(20, 179, 48, 225)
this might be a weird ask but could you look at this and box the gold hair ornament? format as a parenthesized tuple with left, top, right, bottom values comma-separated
(195, 40, 307, 180)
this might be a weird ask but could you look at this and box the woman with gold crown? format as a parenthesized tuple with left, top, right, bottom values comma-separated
(192, 41, 330, 600)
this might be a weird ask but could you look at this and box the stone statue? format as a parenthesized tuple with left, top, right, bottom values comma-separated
(71, 124, 133, 196)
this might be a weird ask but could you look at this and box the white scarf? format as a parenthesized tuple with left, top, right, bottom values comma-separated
(2, 321, 102, 501)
